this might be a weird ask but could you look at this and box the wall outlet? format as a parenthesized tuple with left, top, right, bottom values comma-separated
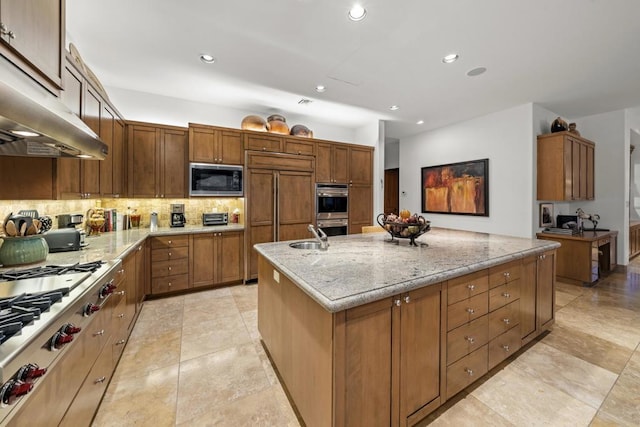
(273, 269, 280, 283)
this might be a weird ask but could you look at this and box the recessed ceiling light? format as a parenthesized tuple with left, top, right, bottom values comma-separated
(467, 67, 487, 77)
(442, 53, 459, 64)
(199, 54, 215, 64)
(10, 130, 40, 137)
(315, 85, 326, 93)
(348, 4, 367, 21)
(416, 120, 424, 125)
(389, 105, 400, 111)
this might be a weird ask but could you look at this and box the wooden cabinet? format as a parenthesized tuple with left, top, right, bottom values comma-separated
(349, 183, 373, 234)
(0, 0, 64, 92)
(243, 132, 283, 153)
(0, 157, 54, 199)
(188, 123, 243, 165)
(99, 104, 125, 197)
(284, 138, 315, 156)
(127, 122, 188, 198)
(536, 231, 615, 285)
(537, 131, 595, 201)
(245, 152, 315, 281)
(316, 142, 349, 183)
(521, 251, 556, 345)
(630, 222, 640, 259)
(349, 146, 373, 186)
(190, 231, 244, 288)
(150, 235, 189, 294)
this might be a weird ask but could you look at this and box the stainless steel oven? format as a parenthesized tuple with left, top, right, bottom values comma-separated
(316, 184, 348, 235)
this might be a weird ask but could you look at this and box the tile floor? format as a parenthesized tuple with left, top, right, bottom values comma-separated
(93, 259, 640, 426)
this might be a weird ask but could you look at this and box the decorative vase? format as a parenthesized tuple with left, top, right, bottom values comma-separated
(266, 114, 289, 135)
(290, 124, 313, 138)
(0, 235, 49, 266)
(568, 122, 580, 136)
(551, 117, 568, 133)
(241, 115, 267, 132)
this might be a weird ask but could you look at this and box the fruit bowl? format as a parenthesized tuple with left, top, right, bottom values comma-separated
(376, 213, 431, 246)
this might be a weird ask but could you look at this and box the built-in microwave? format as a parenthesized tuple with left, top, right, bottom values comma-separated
(189, 163, 243, 197)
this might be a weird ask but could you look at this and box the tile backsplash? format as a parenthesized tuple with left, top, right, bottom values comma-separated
(0, 198, 244, 233)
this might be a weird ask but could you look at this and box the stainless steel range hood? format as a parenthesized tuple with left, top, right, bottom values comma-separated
(0, 66, 108, 159)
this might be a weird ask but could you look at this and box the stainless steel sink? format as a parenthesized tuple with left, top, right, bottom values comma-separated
(289, 241, 323, 250)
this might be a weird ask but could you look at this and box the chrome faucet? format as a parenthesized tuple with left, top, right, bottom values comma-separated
(308, 224, 329, 250)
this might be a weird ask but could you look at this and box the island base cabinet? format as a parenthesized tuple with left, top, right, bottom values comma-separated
(446, 345, 488, 399)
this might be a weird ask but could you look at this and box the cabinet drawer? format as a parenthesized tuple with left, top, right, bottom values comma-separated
(489, 260, 521, 288)
(151, 235, 189, 249)
(446, 345, 488, 399)
(151, 246, 189, 262)
(244, 133, 283, 152)
(488, 300, 520, 339)
(488, 327, 522, 369)
(151, 274, 189, 294)
(151, 260, 189, 278)
(448, 270, 489, 304)
(447, 315, 488, 365)
(489, 282, 520, 312)
(284, 139, 315, 156)
(447, 292, 488, 331)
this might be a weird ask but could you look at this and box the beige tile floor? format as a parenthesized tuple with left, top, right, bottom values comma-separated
(93, 260, 640, 426)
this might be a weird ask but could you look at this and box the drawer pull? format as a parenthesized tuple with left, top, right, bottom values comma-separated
(168, 252, 172, 257)
(168, 267, 172, 271)
(467, 284, 475, 290)
(503, 272, 511, 278)
(93, 330, 104, 336)
(503, 344, 510, 352)
(118, 313, 125, 318)
(116, 339, 126, 345)
(395, 299, 401, 307)
(403, 295, 411, 304)
(168, 240, 172, 244)
(94, 376, 106, 384)
(503, 318, 510, 325)
(502, 292, 511, 298)
(115, 290, 125, 296)
(168, 282, 172, 287)
(465, 336, 475, 344)
(466, 308, 475, 314)
(465, 368, 474, 376)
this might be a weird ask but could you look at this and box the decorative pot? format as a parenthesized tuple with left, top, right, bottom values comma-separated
(551, 117, 568, 133)
(266, 114, 289, 135)
(568, 122, 580, 136)
(0, 235, 48, 266)
(290, 124, 313, 138)
(241, 115, 267, 132)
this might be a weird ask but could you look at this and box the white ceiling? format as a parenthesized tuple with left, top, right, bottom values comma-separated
(66, 0, 640, 139)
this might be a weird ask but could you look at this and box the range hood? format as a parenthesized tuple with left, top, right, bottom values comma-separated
(0, 66, 108, 159)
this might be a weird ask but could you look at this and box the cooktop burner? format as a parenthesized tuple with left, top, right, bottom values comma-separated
(0, 261, 105, 281)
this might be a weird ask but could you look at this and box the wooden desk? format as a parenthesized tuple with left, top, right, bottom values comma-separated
(536, 230, 617, 285)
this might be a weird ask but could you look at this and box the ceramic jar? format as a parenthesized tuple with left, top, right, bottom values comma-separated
(0, 235, 49, 266)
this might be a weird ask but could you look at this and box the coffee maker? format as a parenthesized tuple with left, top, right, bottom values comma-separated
(170, 204, 186, 227)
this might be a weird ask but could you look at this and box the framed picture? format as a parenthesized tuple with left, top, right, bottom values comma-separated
(539, 203, 554, 227)
(421, 159, 489, 216)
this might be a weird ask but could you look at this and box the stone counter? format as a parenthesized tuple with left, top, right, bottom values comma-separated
(254, 228, 560, 312)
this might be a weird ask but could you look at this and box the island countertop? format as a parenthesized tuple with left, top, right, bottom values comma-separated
(254, 228, 560, 313)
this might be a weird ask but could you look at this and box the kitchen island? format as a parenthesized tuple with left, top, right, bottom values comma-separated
(254, 228, 560, 427)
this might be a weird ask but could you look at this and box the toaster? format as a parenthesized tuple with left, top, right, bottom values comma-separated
(43, 229, 87, 252)
(203, 212, 228, 226)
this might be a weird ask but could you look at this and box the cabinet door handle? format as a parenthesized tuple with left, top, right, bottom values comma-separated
(466, 308, 475, 314)
(465, 336, 475, 344)
(116, 339, 126, 345)
(394, 299, 401, 307)
(168, 282, 172, 287)
(465, 368, 474, 376)
(168, 252, 172, 257)
(403, 295, 410, 304)
(94, 376, 106, 384)
(93, 330, 104, 336)
(168, 266, 172, 271)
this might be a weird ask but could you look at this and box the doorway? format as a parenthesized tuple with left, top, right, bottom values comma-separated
(384, 168, 399, 214)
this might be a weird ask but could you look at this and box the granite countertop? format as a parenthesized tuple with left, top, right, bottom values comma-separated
(0, 224, 245, 271)
(254, 228, 561, 313)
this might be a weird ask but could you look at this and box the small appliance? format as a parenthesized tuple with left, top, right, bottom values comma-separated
(56, 213, 83, 229)
(42, 228, 86, 252)
(189, 163, 243, 196)
(170, 204, 186, 227)
(203, 212, 228, 226)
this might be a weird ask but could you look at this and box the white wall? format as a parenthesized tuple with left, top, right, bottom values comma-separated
(385, 139, 399, 169)
(399, 104, 534, 238)
(106, 86, 360, 144)
(354, 120, 384, 222)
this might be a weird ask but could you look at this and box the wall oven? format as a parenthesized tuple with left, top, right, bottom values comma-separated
(189, 163, 243, 196)
(316, 183, 348, 235)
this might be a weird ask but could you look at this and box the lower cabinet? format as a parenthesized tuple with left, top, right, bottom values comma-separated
(150, 235, 190, 295)
(190, 231, 244, 288)
(258, 250, 556, 427)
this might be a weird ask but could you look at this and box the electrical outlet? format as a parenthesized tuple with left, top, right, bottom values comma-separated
(273, 269, 280, 283)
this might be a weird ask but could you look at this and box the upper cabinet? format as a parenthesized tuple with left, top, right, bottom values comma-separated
(316, 142, 349, 184)
(537, 131, 594, 201)
(0, 0, 64, 92)
(127, 122, 188, 198)
(349, 145, 373, 186)
(188, 123, 243, 165)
